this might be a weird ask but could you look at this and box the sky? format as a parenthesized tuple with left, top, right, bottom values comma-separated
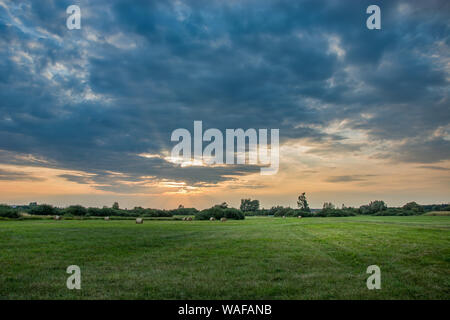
(0, 0, 449, 209)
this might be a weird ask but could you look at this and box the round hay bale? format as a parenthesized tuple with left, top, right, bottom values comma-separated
(187, 217, 193, 221)
(282, 215, 286, 218)
(54, 215, 61, 220)
(136, 218, 143, 224)
(220, 217, 227, 222)
(209, 217, 216, 221)
(298, 216, 302, 219)
(104, 216, 110, 221)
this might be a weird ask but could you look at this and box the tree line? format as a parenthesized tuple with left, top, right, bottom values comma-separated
(1, 194, 449, 220)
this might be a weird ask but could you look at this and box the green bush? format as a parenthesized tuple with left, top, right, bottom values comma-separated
(140, 209, 172, 217)
(85, 206, 173, 217)
(87, 207, 106, 216)
(63, 205, 88, 216)
(195, 206, 244, 220)
(374, 208, 422, 216)
(244, 209, 271, 216)
(273, 207, 295, 217)
(28, 204, 58, 216)
(315, 208, 357, 217)
(0, 204, 20, 218)
(359, 200, 387, 215)
(422, 204, 450, 212)
(271, 207, 312, 217)
(169, 207, 198, 215)
(402, 202, 424, 213)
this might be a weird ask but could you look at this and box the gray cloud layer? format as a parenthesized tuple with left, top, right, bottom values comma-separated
(0, 168, 44, 181)
(0, 0, 449, 192)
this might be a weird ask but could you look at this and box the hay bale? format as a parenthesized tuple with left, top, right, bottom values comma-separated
(187, 217, 193, 221)
(136, 218, 143, 224)
(104, 216, 110, 221)
(282, 215, 286, 218)
(220, 217, 227, 222)
(54, 215, 61, 220)
(209, 217, 216, 221)
(298, 216, 302, 219)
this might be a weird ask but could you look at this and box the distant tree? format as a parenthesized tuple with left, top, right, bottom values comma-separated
(28, 204, 57, 216)
(0, 204, 20, 218)
(217, 202, 228, 209)
(64, 205, 87, 216)
(322, 202, 335, 210)
(170, 206, 198, 215)
(369, 200, 387, 213)
(359, 204, 371, 215)
(240, 199, 260, 212)
(360, 200, 387, 214)
(297, 193, 310, 212)
(195, 206, 244, 220)
(240, 199, 249, 211)
(112, 202, 119, 210)
(269, 206, 284, 215)
(402, 201, 424, 213)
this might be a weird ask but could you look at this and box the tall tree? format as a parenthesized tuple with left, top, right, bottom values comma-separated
(297, 193, 310, 212)
(240, 199, 260, 212)
(402, 201, 423, 213)
(323, 202, 335, 210)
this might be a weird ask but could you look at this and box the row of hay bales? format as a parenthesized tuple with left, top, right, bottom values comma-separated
(183, 216, 228, 221)
(53, 215, 302, 221)
(54, 215, 113, 221)
(53, 216, 229, 222)
(210, 217, 227, 221)
(53, 215, 301, 221)
(129, 216, 229, 223)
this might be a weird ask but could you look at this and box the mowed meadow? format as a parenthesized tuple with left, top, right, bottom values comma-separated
(0, 216, 449, 299)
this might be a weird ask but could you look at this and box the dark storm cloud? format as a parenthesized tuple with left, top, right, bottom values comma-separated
(306, 141, 364, 156)
(375, 138, 450, 164)
(0, 0, 449, 191)
(58, 174, 91, 184)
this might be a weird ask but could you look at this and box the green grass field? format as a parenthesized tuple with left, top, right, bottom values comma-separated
(1, 216, 449, 299)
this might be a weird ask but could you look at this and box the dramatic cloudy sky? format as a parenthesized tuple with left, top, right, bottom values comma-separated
(0, 0, 449, 209)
